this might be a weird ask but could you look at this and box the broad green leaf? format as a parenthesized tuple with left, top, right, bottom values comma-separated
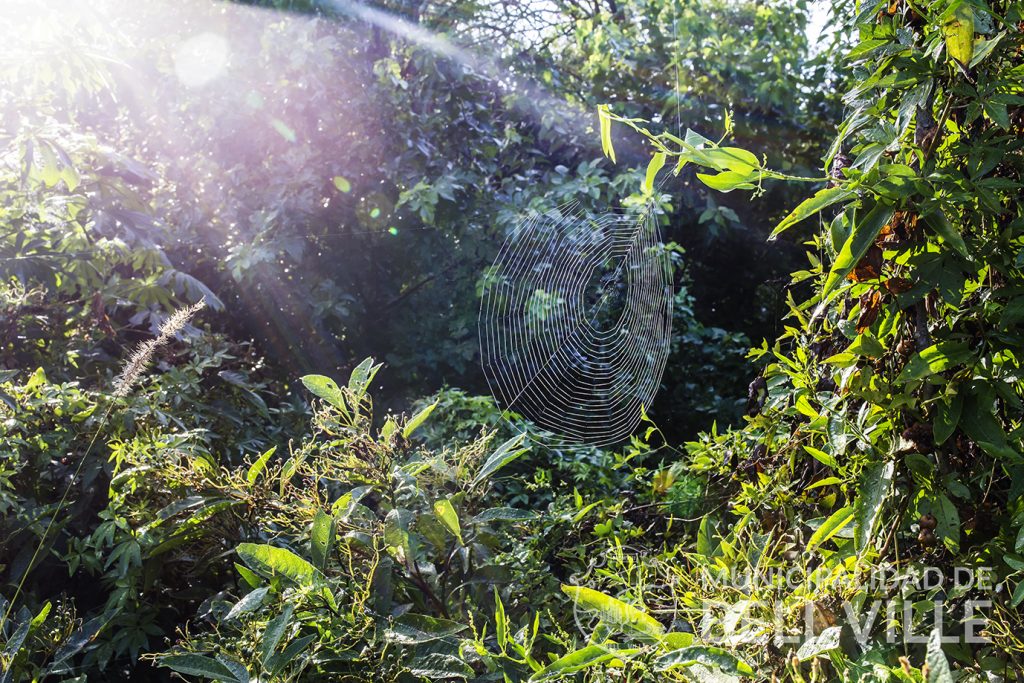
(530, 645, 625, 681)
(261, 605, 294, 669)
(855, 461, 893, 551)
(433, 498, 463, 544)
(934, 392, 963, 445)
(771, 186, 855, 238)
(266, 634, 316, 676)
(561, 585, 664, 641)
(822, 201, 893, 297)
(402, 400, 437, 439)
(807, 477, 843, 490)
(1010, 581, 1024, 608)
(234, 562, 261, 589)
(408, 653, 473, 679)
(246, 446, 276, 485)
(807, 506, 855, 552)
(697, 515, 720, 558)
(598, 105, 616, 163)
(926, 628, 954, 683)
(797, 626, 842, 661)
(216, 656, 249, 683)
(310, 510, 336, 571)
(660, 632, 695, 650)
(300, 375, 347, 412)
(696, 170, 757, 193)
(654, 645, 754, 676)
(472, 433, 529, 489)
(921, 209, 969, 259)
(225, 587, 269, 621)
(961, 383, 1018, 461)
(348, 357, 380, 395)
(472, 507, 536, 523)
(970, 32, 1004, 67)
(237, 543, 318, 585)
(384, 613, 467, 645)
(160, 654, 241, 682)
(804, 445, 838, 469)
(3, 619, 30, 662)
(713, 147, 760, 173)
(643, 152, 666, 194)
(494, 587, 507, 649)
(943, 3, 974, 66)
(897, 342, 973, 382)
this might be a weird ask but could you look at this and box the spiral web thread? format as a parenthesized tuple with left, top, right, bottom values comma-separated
(479, 200, 673, 446)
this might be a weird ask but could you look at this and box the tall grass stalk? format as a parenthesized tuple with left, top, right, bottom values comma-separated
(0, 299, 205, 638)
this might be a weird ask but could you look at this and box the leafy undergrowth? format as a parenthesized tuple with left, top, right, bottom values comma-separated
(4, 1, 1024, 682)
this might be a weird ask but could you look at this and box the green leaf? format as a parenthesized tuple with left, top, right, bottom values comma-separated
(796, 626, 842, 661)
(697, 515, 720, 558)
(1012, 581, 1024, 608)
(267, 634, 315, 676)
(234, 562, 261, 589)
(225, 587, 269, 621)
(803, 445, 838, 469)
(246, 446, 277, 485)
(943, 3, 974, 66)
(332, 176, 351, 192)
(2, 619, 30, 662)
(408, 653, 473, 679)
(384, 613, 467, 645)
(300, 375, 347, 412)
(472, 433, 529, 489)
(348, 357, 380, 395)
(660, 632, 695, 650)
(433, 498, 463, 544)
(807, 477, 843, 490)
(961, 382, 1019, 461)
(530, 645, 626, 681)
(402, 400, 437, 439)
(807, 506, 855, 552)
(696, 169, 757, 193)
(471, 507, 537, 523)
(494, 587, 507, 650)
(598, 105, 616, 163)
(822, 201, 893, 297)
(310, 510, 336, 571)
(921, 209, 969, 259)
(260, 605, 293, 669)
(237, 543, 318, 585)
(560, 585, 664, 641)
(897, 342, 973, 383)
(855, 461, 894, 551)
(160, 654, 242, 682)
(643, 152, 666, 194)
(654, 646, 754, 676)
(984, 101, 1010, 130)
(934, 392, 964, 445)
(926, 627, 954, 683)
(771, 186, 855, 238)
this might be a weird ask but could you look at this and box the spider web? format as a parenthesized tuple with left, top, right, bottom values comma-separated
(479, 200, 673, 446)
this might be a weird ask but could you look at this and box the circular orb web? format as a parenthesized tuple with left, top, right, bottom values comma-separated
(479, 201, 673, 447)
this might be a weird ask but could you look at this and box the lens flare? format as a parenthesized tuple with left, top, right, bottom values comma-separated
(173, 32, 229, 88)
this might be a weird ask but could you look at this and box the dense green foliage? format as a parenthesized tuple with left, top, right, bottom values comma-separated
(3, 0, 1023, 681)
